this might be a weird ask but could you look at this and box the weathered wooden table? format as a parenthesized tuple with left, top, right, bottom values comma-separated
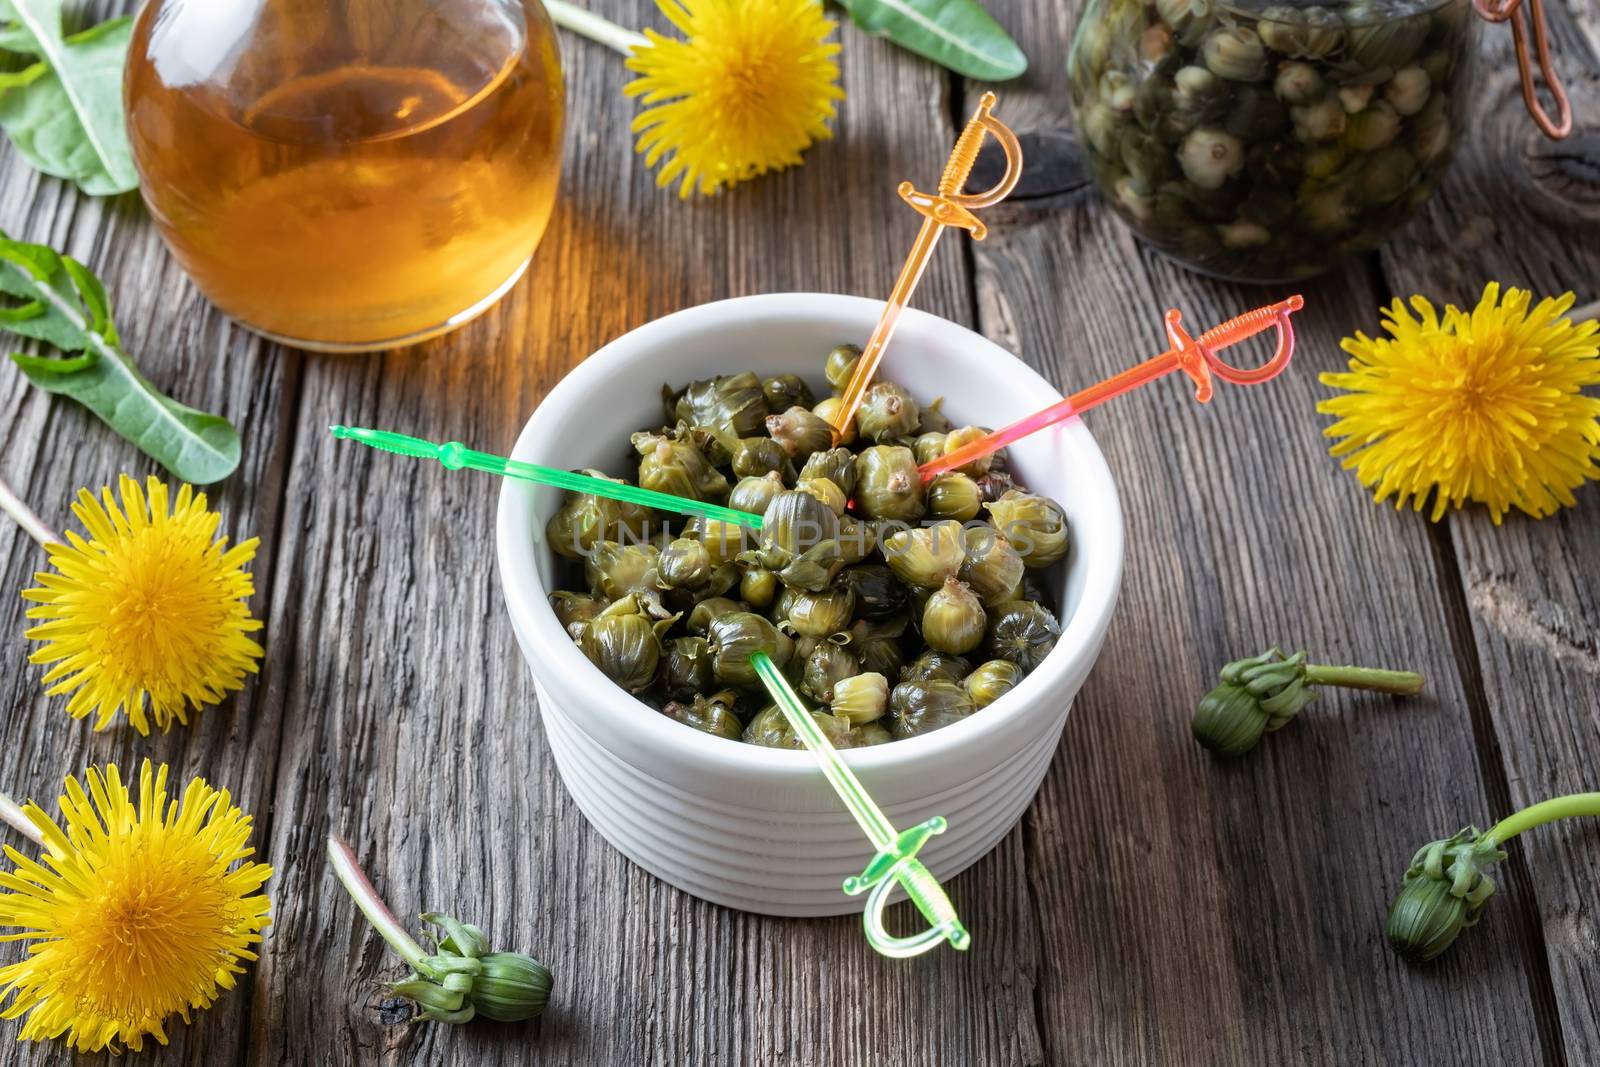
(1, 1, 1597, 1063)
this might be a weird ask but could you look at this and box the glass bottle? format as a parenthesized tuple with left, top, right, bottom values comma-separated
(125, 0, 565, 351)
(1067, 0, 1479, 282)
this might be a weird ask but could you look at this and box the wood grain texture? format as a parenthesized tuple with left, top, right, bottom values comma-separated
(0, 0, 1592, 1065)
(1377, 2, 1600, 1062)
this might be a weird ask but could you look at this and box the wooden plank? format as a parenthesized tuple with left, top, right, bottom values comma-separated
(1375, 3, 1600, 1062)
(0, 6, 295, 1067)
(239, 3, 1059, 1065)
(963, 1, 1563, 1063)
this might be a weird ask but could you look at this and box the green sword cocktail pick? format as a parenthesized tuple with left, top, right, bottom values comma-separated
(750, 651, 970, 958)
(329, 426, 764, 529)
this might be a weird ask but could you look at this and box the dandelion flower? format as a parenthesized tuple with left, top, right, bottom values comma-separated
(1318, 283, 1600, 523)
(624, 0, 844, 197)
(0, 761, 272, 1052)
(21, 475, 263, 734)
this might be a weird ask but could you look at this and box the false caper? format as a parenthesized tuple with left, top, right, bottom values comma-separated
(584, 542, 660, 601)
(740, 566, 778, 609)
(787, 587, 855, 638)
(888, 679, 976, 739)
(550, 591, 606, 635)
(855, 446, 926, 522)
(682, 516, 750, 566)
(975, 469, 1018, 503)
(1385, 67, 1430, 116)
(850, 616, 909, 678)
(775, 542, 847, 593)
(763, 374, 815, 413)
(687, 596, 743, 635)
(824, 344, 862, 393)
(913, 431, 948, 466)
(811, 397, 855, 445)
(987, 600, 1062, 673)
(1292, 96, 1347, 143)
(1338, 84, 1374, 114)
(633, 432, 729, 502)
(799, 447, 857, 495)
(545, 472, 653, 559)
(1345, 102, 1401, 152)
(661, 690, 742, 741)
(756, 490, 839, 571)
(657, 538, 712, 590)
(1202, 26, 1267, 82)
(922, 577, 987, 655)
(850, 722, 893, 746)
(802, 641, 860, 703)
(830, 671, 888, 724)
(743, 704, 853, 749)
(662, 636, 716, 698)
(1172, 64, 1228, 119)
(731, 436, 791, 479)
(964, 659, 1025, 709)
(578, 611, 661, 693)
(668, 371, 768, 439)
(796, 477, 847, 516)
(728, 472, 787, 515)
(940, 425, 993, 477)
(855, 381, 921, 443)
(1178, 127, 1245, 189)
(927, 472, 982, 521)
(709, 612, 795, 688)
(703, 561, 743, 601)
(766, 405, 834, 460)
(959, 528, 1027, 605)
(836, 517, 877, 565)
(1257, 6, 1341, 58)
(837, 563, 909, 620)
(1273, 62, 1324, 105)
(883, 520, 965, 588)
(988, 490, 1071, 569)
(901, 649, 972, 684)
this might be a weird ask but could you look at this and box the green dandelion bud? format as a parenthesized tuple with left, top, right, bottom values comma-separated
(329, 838, 553, 1025)
(1385, 793, 1600, 964)
(1385, 827, 1502, 964)
(1192, 647, 1423, 757)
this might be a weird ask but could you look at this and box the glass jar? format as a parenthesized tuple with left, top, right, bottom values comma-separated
(1067, 0, 1479, 282)
(126, 0, 565, 351)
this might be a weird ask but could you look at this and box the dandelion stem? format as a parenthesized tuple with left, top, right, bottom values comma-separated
(0, 476, 57, 546)
(543, 0, 648, 56)
(1486, 793, 1600, 845)
(0, 790, 46, 847)
(328, 836, 433, 973)
(1303, 663, 1424, 695)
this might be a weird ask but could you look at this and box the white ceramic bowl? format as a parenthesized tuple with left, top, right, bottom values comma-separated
(496, 294, 1123, 916)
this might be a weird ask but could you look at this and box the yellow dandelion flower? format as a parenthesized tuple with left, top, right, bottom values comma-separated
(0, 760, 272, 1053)
(21, 474, 264, 735)
(1318, 283, 1600, 523)
(624, 0, 844, 197)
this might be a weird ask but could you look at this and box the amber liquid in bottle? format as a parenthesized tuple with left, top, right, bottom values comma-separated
(126, 0, 564, 350)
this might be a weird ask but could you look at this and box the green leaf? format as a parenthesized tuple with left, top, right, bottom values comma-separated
(0, 0, 137, 195)
(0, 234, 241, 484)
(835, 0, 1027, 81)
